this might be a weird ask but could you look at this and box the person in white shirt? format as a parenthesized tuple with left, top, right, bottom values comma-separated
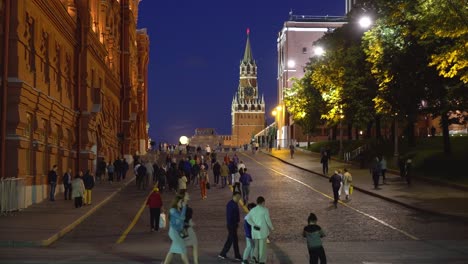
(246, 196, 274, 264)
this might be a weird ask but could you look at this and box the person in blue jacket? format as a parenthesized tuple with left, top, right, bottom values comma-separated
(163, 195, 188, 264)
(218, 192, 242, 261)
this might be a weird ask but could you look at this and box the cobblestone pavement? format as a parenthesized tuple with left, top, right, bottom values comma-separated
(1, 151, 467, 263)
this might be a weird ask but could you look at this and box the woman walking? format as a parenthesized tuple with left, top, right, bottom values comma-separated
(147, 187, 163, 232)
(163, 195, 189, 264)
(342, 169, 353, 200)
(178, 171, 188, 195)
(198, 165, 209, 199)
(71, 171, 85, 208)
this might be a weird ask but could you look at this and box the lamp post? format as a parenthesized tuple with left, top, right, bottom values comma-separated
(272, 105, 283, 150)
(339, 111, 344, 159)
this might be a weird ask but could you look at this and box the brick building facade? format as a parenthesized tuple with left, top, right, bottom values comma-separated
(0, 0, 149, 206)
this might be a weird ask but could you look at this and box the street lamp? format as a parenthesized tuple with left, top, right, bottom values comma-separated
(313, 46, 325, 57)
(359, 16, 372, 28)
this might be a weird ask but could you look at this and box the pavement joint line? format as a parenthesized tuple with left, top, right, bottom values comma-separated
(241, 152, 420, 241)
(262, 151, 468, 221)
(116, 185, 155, 244)
(41, 176, 136, 247)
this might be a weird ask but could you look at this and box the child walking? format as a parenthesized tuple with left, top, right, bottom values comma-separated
(303, 213, 327, 264)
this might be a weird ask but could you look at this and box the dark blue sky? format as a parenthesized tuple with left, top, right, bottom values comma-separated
(137, 0, 344, 144)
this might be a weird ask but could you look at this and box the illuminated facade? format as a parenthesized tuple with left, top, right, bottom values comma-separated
(230, 31, 265, 147)
(0, 0, 149, 206)
(277, 14, 347, 147)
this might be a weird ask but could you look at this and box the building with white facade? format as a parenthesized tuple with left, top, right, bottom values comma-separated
(276, 14, 347, 147)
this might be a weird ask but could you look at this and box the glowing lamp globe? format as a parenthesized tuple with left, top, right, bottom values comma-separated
(179, 136, 189, 145)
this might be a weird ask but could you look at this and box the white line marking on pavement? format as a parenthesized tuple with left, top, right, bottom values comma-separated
(242, 153, 420, 241)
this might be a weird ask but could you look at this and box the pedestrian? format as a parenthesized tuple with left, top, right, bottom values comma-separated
(178, 171, 188, 195)
(191, 161, 200, 186)
(113, 158, 122, 182)
(107, 161, 114, 183)
(289, 143, 295, 159)
(163, 195, 189, 264)
(147, 186, 163, 232)
(405, 158, 412, 185)
(370, 157, 382, 189)
(232, 167, 241, 193)
(157, 164, 167, 191)
(205, 144, 211, 157)
(198, 165, 209, 199)
(218, 191, 243, 261)
(237, 160, 246, 172)
(213, 160, 221, 186)
(183, 158, 192, 185)
(239, 168, 253, 204)
(63, 168, 72, 200)
(228, 160, 237, 186)
(380, 156, 387, 184)
(224, 153, 230, 164)
(337, 169, 344, 199)
(82, 170, 95, 205)
(342, 168, 353, 200)
(329, 171, 341, 208)
(246, 196, 274, 264)
(320, 153, 329, 175)
(48, 165, 58, 201)
(71, 171, 85, 208)
(303, 213, 327, 264)
(242, 203, 257, 264)
(182, 193, 199, 264)
(220, 161, 229, 188)
(122, 158, 129, 180)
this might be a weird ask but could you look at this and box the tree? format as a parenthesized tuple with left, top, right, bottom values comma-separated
(284, 74, 325, 146)
(416, 0, 468, 84)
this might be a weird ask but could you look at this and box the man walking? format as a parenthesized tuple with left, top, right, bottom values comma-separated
(370, 157, 382, 189)
(320, 152, 329, 175)
(213, 160, 221, 186)
(218, 192, 243, 261)
(239, 168, 253, 204)
(329, 171, 342, 208)
(246, 196, 274, 264)
(63, 168, 72, 200)
(48, 165, 58, 201)
(289, 143, 295, 159)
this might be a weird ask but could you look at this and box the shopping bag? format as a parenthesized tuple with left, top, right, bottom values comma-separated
(206, 182, 210, 189)
(159, 212, 167, 229)
(349, 185, 354, 195)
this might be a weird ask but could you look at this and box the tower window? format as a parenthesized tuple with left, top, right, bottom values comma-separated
(302, 47, 307, 54)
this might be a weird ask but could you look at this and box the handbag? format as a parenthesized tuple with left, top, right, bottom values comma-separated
(179, 227, 189, 238)
(206, 182, 210, 189)
(159, 212, 167, 229)
(349, 185, 354, 195)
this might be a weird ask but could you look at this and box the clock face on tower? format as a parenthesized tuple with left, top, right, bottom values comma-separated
(244, 87, 254, 97)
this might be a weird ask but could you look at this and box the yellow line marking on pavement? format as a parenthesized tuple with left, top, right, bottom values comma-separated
(116, 189, 153, 244)
(241, 153, 420, 241)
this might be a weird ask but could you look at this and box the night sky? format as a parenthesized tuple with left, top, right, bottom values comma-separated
(137, 0, 345, 144)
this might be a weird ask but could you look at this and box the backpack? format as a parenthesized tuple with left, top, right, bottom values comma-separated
(137, 164, 147, 176)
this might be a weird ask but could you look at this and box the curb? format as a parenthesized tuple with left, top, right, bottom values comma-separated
(0, 176, 136, 248)
(262, 151, 468, 221)
(297, 148, 468, 192)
